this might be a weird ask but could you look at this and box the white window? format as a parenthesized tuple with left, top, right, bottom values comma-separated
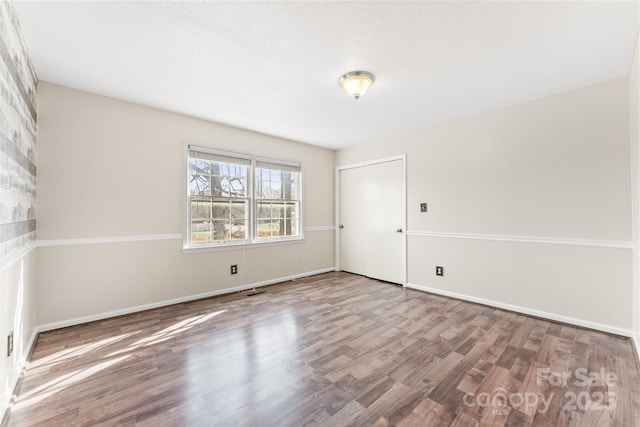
(256, 160, 300, 240)
(185, 145, 302, 249)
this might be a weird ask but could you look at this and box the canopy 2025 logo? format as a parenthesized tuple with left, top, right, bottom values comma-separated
(462, 367, 617, 414)
(537, 367, 617, 411)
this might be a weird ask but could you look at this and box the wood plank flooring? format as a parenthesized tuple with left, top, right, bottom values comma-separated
(2, 272, 639, 426)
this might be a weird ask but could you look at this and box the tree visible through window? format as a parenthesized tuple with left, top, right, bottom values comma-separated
(188, 151, 250, 244)
(186, 147, 302, 248)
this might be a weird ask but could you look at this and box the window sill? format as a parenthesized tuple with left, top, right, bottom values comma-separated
(182, 237, 305, 254)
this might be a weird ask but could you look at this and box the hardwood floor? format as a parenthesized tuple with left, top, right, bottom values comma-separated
(2, 272, 639, 426)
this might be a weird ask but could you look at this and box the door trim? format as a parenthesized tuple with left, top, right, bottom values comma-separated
(335, 154, 407, 286)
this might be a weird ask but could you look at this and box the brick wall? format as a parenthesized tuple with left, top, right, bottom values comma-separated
(0, 1, 37, 260)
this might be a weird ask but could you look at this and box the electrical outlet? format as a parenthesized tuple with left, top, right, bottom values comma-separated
(230, 264, 238, 275)
(7, 331, 13, 357)
(420, 203, 428, 212)
(436, 266, 444, 276)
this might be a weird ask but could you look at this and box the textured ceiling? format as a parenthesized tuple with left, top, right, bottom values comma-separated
(12, 1, 640, 150)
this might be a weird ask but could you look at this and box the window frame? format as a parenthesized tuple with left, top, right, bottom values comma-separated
(254, 156, 303, 243)
(183, 143, 304, 252)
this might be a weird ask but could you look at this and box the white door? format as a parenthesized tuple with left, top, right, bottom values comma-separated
(339, 158, 405, 284)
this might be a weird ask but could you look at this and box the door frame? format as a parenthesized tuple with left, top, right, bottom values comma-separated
(335, 154, 407, 286)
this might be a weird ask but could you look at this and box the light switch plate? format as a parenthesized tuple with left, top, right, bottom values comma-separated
(420, 203, 427, 212)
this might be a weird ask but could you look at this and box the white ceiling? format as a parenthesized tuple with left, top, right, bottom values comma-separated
(12, 1, 640, 150)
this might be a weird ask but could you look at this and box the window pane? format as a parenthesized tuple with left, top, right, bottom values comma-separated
(229, 176, 246, 196)
(272, 203, 283, 219)
(280, 218, 290, 236)
(191, 220, 211, 243)
(286, 202, 299, 219)
(190, 174, 211, 196)
(210, 175, 223, 197)
(194, 159, 211, 174)
(230, 220, 247, 240)
(230, 164, 244, 179)
(288, 219, 298, 236)
(257, 202, 270, 219)
(269, 181, 282, 199)
(191, 199, 211, 220)
(212, 201, 229, 219)
(255, 172, 299, 200)
(209, 162, 248, 198)
(257, 219, 273, 237)
(190, 158, 211, 175)
(230, 201, 246, 219)
(220, 176, 230, 194)
(211, 220, 229, 241)
(284, 182, 296, 199)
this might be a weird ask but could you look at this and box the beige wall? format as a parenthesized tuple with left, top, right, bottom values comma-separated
(630, 33, 639, 349)
(338, 77, 633, 331)
(36, 82, 335, 326)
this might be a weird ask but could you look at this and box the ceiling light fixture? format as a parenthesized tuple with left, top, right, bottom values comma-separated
(338, 71, 375, 100)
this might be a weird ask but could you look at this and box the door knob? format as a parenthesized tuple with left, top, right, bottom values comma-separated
(396, 228, 403, 233)
(339, 225, 344, 229)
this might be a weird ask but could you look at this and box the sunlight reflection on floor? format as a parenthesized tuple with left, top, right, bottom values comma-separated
(9, 309, 227, 419)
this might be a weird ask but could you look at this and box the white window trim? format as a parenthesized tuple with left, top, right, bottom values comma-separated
(182, 142, 304, 252)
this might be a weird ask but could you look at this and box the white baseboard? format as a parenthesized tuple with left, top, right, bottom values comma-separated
(406, 282, 633, 337)
(1, 327, 39, 423)
(37, 267, 336, 332)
